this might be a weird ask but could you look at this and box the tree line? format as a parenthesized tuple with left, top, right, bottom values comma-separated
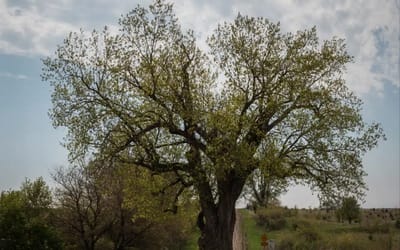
(0, 163, 197, 250)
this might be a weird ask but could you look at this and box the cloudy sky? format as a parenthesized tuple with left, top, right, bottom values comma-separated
(0, 0, 399, 208)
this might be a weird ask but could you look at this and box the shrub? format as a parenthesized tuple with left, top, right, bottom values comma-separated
(277, 236, 296, 250)
(298, 227, 321, 242)
(267, 217, 287, 230)
(396, 219, 400, 229)
(289, 218, 311, 231)
(256, 208, 287, 231)
(278, 228, 323, 250)
(361, 219, 390, 234)
(329, 234, 364, 250)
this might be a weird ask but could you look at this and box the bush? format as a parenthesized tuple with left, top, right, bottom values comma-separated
(298, 227, 321, 242)
(277, 236, 296, 250)
(396, 219, 400, 229)
(278, 227, 323, 250)
(289, 218, 311, 231)
(135, 215, 194, 250)
(256, 208, 287, 231)
(330, 234, 364, 250)
(361, 218, 390, 234)
(267, 217, 287, 230)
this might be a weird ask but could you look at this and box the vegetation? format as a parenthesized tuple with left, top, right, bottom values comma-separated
(41, 0, 384, 249)
(3, 182, 396, 250)
(239, 207, 400, 250)
(242, 168, 288, 209)
(336, 196, 361, 224)
(0, 176, 198, 250)
(0, 178, 62, 250)
(52, 162, 197, 250)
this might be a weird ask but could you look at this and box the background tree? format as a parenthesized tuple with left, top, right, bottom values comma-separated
(320, 195, 341, 213)
(52, 164, 113, 250)
(42, 1, 384, 249)
(103, 162, 195, 250)
(101, 164, 140, 250)
(0, 178, 62, 250)
(337, 197, 361, 224)
(53, 160, 195, 250)
(243, 168, 288, 209)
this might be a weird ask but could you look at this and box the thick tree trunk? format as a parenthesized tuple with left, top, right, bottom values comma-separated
(197, 172, 246, 250)
(198, 198, 236, 250)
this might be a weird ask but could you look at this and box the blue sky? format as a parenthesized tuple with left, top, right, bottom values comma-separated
(0, 0, 399, 208)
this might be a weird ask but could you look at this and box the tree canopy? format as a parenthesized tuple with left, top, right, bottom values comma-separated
(52, 162, 194, 250)
(0, 178, 62, 250)
(336, 196, 361, 224)
(42, 1, 384, 249)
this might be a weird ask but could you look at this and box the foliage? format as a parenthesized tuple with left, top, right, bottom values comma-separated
(360, 216, 390, 234)
(136, 209, 197, 250)
(21, 177, 53, 210)
(111, 163, 198, 250)
(277, 229, 322, 250)
(256, 207, 290, 231)
(42, 0, 385, 248)
(278, 228, 323, 250)
(243, 168, 288, 208)
(52, 161, 197, 250)
(240, 208, 400, 250)
(337, 197, 361, 224)
(52, 164, 114, 250)
(0, 178, 63, 250)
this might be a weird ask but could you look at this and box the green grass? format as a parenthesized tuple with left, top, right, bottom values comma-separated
(240, 208, 267, 250)
(184, 208, 400, 249)
(239, 208, 293, 250)
(240, 208, 400, 250)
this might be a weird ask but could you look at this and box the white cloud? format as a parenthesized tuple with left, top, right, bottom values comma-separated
(0, 71, 28, 79)
(0, 0, 76, 56)
(0, 0, 140, 56)
(0, 0, 398, 95)
(175, 0, 399, 95)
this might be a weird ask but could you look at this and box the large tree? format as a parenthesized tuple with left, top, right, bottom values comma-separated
(42, 1, 384, 249)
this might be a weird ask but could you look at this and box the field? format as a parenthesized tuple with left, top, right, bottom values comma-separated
(240, 207, 400, 250)
(185, 207, 400, 249)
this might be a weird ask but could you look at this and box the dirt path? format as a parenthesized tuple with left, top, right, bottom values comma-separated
(233, 210, 246, 250)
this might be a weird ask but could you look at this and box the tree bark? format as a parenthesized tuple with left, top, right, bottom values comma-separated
(197, 172, 246, 250)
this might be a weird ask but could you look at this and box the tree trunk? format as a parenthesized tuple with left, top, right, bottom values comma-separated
(197, 172, 246, 250)
(198, 197, 236, 250)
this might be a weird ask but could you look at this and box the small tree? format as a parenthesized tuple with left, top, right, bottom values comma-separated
(338, 197, 361, 224)
(243, 168, 288, 208)
(52, 164, 114, 250)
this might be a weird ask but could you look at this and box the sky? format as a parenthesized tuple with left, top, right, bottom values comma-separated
(0, 0, 399, 208)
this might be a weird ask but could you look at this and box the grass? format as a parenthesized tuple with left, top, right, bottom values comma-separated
(240, 208, 297, 250)
(243, 207, 400, 250)
(185, 208, 400, 249)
